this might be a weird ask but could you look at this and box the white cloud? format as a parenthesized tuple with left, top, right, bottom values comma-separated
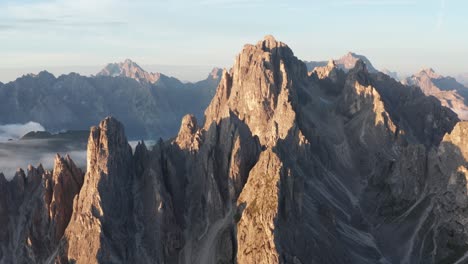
(0, 148, 87, 180)
(0, 122, 45, 141)
(0, 0, 129, 32)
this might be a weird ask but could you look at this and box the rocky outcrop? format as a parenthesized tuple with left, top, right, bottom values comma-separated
(49, 155, 85, 243)
(175, 114, 202, 151)
(309, 60, 346, 95)
(209, 68, 223, 80)
(62, 117, 135, 263)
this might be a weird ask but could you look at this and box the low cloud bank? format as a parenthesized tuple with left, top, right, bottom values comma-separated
(0, 122, 45, 142)
(0, 137, 87, 180)
(0, 149, 87, 180)
(0, 139, 156, 180)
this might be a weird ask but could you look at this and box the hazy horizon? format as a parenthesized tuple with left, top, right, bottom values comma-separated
(1, 0, 467, 82)
(0, 63, 219, 83)
(0, 49, 466, 84)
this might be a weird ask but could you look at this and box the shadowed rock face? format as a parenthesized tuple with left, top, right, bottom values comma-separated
(1, 36, 468, 264)
(62, 117, 135, 263)
(0, 63, 220, 139)
(0, 155, 84, 263)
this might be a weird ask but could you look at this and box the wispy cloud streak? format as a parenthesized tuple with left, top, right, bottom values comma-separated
(0, 0, 128, 32)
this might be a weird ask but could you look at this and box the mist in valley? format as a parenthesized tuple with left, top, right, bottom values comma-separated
(0, 122, 158, 180)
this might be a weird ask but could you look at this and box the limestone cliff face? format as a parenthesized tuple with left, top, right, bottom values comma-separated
(171, 112, 260, 264)
(49, 155, 85, 243)
(1, 36, 468, 264)
(204, 35, 303, 147)
(236, 149, 282, 264)
(62, 117, 135, 263)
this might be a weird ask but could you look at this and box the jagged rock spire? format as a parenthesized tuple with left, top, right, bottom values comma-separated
(64, 116, 134, 263)
(204, 35, 307, 146)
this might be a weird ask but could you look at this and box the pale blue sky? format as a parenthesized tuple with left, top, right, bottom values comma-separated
(0, 0, 467, 82)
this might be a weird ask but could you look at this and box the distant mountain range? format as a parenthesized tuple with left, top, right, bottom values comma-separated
(306, 52, 468, 120)
(403, 68, 468, 119)
(304, 52, 378, 74)
(1, 53, 465, 141)
(0, 60, 221, 139)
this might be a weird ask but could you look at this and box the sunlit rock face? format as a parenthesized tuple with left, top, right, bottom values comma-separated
(1, 36, 468, 264)
(98, 59, 163, 84)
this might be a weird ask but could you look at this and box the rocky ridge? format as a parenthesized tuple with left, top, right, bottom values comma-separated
(403, 68, 468, 120)
(0, 63, 220, 139)
(1, 36, 468, 264)
(305, 51, 378, 74)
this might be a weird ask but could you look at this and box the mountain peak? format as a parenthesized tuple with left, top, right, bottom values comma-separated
(208, 67, 223, 80)
(263, 34, 277, 41)
(256, 34, 289, 52)
(123, 58, 136, 65)
(418, 68, 441, 79)
(25, 70, 55, 80)
(335, 52, 377, 73)
(98, 59, 161, 84)
(67, 115, 133, 263)
(205, 36, 305, 146)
